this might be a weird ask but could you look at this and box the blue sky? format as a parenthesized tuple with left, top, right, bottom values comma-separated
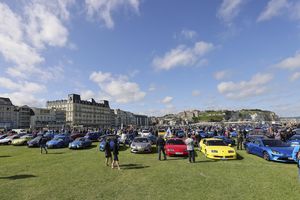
(1, 0, 300, 117)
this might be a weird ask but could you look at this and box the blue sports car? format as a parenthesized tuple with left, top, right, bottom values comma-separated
(84, 132, 101, 141)
(245, 138, 295, 163)
(287, 135, 300, 147)
(292, 146, 300, 168)
(69, 137, 92, 149)
(46, 135, 71, 148)
(214, 136, 235, 146)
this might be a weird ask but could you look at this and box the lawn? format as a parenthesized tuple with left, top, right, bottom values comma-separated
(0, 144, 300, 200)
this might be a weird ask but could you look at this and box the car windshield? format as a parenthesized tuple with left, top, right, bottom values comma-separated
(262, 140, 290, 147)
(207, 140, 227, 146)
(134, 138, 149, 143)
(290, 135, 300, 140)
(167, 140, 185, 145)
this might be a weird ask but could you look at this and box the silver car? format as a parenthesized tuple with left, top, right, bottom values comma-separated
(130, 137, 152, 153)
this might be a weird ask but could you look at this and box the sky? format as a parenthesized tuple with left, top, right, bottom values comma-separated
(1, 0, 300, 117)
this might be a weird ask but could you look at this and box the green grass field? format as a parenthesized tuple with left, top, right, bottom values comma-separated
(0, 143, 300, 200)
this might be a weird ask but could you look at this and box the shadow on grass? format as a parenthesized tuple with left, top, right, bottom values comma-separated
(47, 152, 64, 154)
(120, 164, 150, 170)
(72, 145, 97, 150)
(0, 155, 11, 158)
(237, 154, 244, 160)
(0, 174, 37, 180)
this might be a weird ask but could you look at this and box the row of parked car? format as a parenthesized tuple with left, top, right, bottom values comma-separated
(0, 131, 102, 149)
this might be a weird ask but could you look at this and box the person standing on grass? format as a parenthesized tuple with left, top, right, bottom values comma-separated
(39, 135, 48, 154)
(104, 138, 112, 166)
(156, 135, 166, 161)
(237, 130, 244, 150)
(111, 139, 120, 170)
(185, 134, 195, 163)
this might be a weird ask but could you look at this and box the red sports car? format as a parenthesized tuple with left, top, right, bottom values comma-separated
(165, 138, 188, 157)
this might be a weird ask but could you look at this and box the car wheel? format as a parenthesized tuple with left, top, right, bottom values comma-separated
(7, 141, 11, 145)
(263, 152, 270, 161)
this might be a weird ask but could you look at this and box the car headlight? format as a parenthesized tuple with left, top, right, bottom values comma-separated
(211, 150, 218, 153)
(228, 150, 235, 153)
(271, 150, 282, 155)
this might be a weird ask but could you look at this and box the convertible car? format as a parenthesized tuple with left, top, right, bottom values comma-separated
(130, 137, 152, 153)
(287, 135, 300, 147)
(244, 138, 295, 162)
(69, 137, 92, 149)
(165, 138, 188, 157)
(200, 138, 237, 160)
(46, 135, 71, 148)
(12, 135, 33, 146)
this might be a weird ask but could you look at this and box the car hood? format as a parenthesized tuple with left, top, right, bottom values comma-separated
(166, 144, 187, 150)
(270, 147, 294, 155)
(206, 146, 234, 151)
(132, 142, 151, 147)
(0, 138, 10, 142)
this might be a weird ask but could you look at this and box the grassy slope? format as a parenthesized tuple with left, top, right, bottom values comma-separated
(0, 144, 300, 200)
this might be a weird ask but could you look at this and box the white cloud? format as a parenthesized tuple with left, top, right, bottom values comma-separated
(0, 77, 46, 94)
(153, 41, 214, 70)
(181, 29, 197, 40)
(90, 71, 146, 103)
(85, 0, 140, 29)
(192, 90, 201, 97)
(81, 90, 96, 99)
(217, 73, 273, 99)
(214, 70, 231, 80)
(217, 0, 243, 24)
(0, 92, 44, 107)
(25, 3, 69, 49)
(290, 72, 300, 81)
(257, 0, 288, 22)
(0, 1, 70, 81)
(161, 96, 173, 104)
(275, 52, 300, 70)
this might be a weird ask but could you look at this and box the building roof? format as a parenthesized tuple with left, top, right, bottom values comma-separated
(0, 97, 13, 106)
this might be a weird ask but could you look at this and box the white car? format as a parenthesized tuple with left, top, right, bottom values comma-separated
(140, 130, 151, 137)
(0, 135, 20, 145)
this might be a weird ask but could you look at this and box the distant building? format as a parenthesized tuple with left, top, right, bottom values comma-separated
(46, 94, 114, 128)
(114, 109, 135, 127)
(30, 108, 66, 129)
(15, 105, 33, 129)
(0, 97, 17, 129)
(134, 114, 149, 127)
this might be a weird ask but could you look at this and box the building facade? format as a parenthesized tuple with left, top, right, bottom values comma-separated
(30, 108, 66, 129)
(134, 114, 149, 127)
(46, 94, 114, 128)
(114, 109, 135, 128)
(16, 106, 33, 129)
(0, 97, 17, 129)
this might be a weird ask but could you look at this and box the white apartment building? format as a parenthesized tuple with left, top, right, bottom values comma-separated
(46, 94, 114, 128)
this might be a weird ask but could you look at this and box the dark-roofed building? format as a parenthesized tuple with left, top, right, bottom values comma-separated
(46, 94, 115, 128)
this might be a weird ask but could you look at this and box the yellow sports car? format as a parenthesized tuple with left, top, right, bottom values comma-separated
(158, 129, 166, 137)
(12, 135, 33, 146)
(200, 138, 237, 160)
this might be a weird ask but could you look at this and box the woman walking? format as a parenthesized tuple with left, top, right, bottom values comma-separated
(104, 138, 112, 166)
(111, 139, 120, 170)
